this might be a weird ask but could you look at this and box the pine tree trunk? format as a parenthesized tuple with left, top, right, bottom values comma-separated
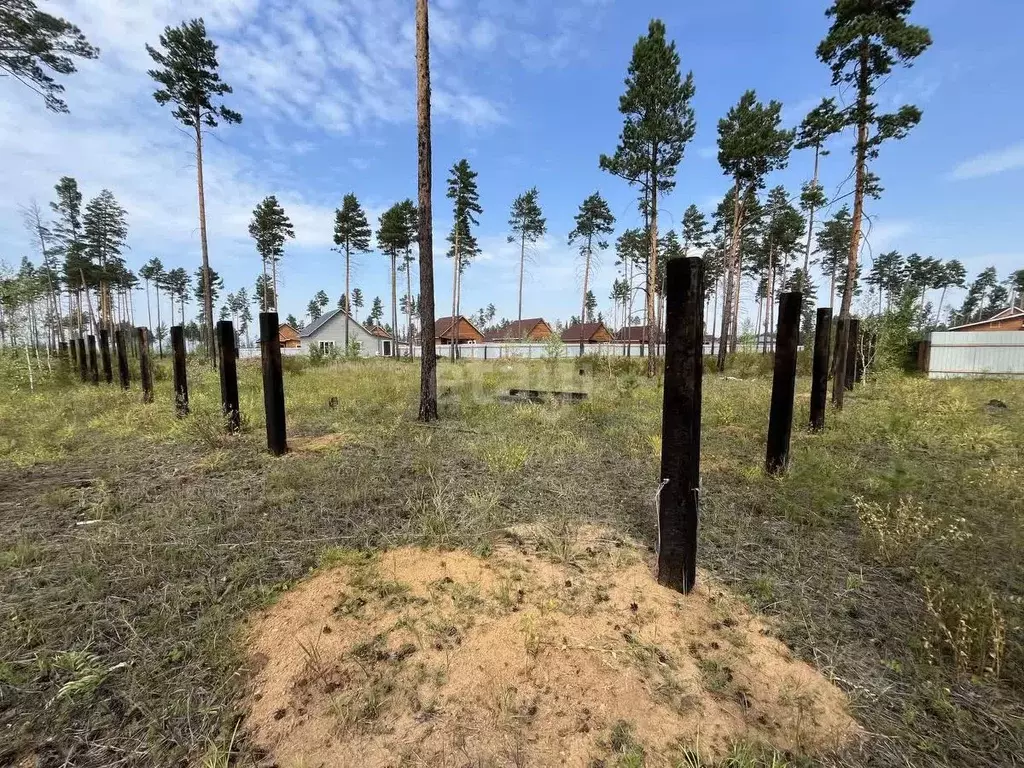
(936, 286, 947, 327)
(450, 226, 459, 361)
(195, 124, 215, 363)
(391, 251, 398, 357)
(416, 0, 438, 420)
(801, 146, 821, 291)
(156, 285, 163, 357)
(625, 256, 633, 356)
(344, 244, 351, 351)
(834, 40, 869, 409)
(646, 161, 658, 377)
(271, 256, 279, 312)
(406, 251, 414, 355)
(580, 235, 591, 358)
(717, 179, 742, 371)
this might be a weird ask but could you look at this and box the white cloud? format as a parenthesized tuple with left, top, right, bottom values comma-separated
(948, 142, 1024, 181)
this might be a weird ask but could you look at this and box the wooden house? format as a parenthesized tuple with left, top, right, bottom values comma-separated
(278, 323, 302, 349)
(560, 321, 613, 344)
(435, 316, 484, 344)
(482, 318, 554, 342)
(616, 325, 652, 343)
(949, 306, 1024, 333)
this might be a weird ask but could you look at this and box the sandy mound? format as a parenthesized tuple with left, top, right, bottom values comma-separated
(243, 527, 857, 767)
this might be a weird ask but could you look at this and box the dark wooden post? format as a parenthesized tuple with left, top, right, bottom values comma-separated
(766, 292, 802, 475)
(99, 329, 114, 384)
(77, 338, 88, 383)
(809, 307, 831, 432)
(137, 327, 154, 403)
(658, 257, 704, 594)
(260, 312, 288, 455)
(115, 330, 131, 389)
(87, 334, 99, 385)
(170, 325, 189, 416)
(217, 320, 240, 433)
(69, 338, 78, 372)
(845, 318, 859, 391)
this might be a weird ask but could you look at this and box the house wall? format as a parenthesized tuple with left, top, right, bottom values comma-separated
(302, 312, 386, 356)
(928, 331, 1024, 379)
(439, 318, 484, 343)
(527, 322, 553, 341)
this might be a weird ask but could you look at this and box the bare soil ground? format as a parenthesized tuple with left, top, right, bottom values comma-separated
(245, 529, 857, 767)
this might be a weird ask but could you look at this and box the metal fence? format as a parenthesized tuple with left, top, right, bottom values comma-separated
(927, 331, 1024, 379)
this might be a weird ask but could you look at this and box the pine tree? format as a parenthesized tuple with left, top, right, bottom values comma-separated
(50, 176, 88, 336)
(368, 296, 384, 326)
(817, 0, 931, 405)
(307, 299, 323, 322)
(193, 266, 223, 352)
(795, 98, 845, 288)
(395, 200, 418, 354)
(585, 290, 597, 322)
(415, 0, 437, 420)
(934, 260, 966, 326)
(600, 18, 696, 376)
(568, 193, 616, 356)
(816, 206, 853, 310)
(1008, 269, 1024, 309)
(82, 189, 128, 332)
(147, 18, 242, 361)
(332, 193, 372, 349)
(0, 0, 98, 113)
(164, 267, 190, 324)
(378, 201, 416, 357)
(140, 258, 166, 355)
(352, 288, 365, 322)
(507, 187, 547, 340)
(715, 90, 794, 370)
(756, 187, 804, 351)
(248, 195, 294, 311)
(866, 250, 906, 312)
(446, 159, 482, 359)
(254, 273, 275, 314)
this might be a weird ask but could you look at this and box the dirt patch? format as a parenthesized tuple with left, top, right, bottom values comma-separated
(243, 527, 858, 766)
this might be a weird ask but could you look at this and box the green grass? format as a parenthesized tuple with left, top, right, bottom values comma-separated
(0, 350, 1021, 766)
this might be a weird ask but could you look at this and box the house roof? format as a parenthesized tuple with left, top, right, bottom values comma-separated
(482, 318, 547, 341)
(560, 321, 610, 342)
(434, 315, 484, 340)
(300, 308, 375, 339)
(616, 325, 650, 342)
(279, 322, 299, 336)
(368, 325, 393, 339)
(949, 306, 1024, 331)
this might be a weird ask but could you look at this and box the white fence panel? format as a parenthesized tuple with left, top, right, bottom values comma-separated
(928, 331, 1024, 379)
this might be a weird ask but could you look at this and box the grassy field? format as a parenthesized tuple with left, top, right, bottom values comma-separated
(0, 352, 1021, 767)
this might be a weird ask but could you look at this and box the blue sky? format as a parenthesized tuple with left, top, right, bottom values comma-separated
(2, 0, 1022, 331)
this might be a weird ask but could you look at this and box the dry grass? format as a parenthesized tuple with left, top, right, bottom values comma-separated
(0, 351, 1021, 766)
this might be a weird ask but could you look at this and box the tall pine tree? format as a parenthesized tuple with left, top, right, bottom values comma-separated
(600, 19, 696, 376)
(332, 193, 372, 350)
(817, 0, 931, 405)
(446, 159, 482, 360)
(715, 90, 793, 370)
(507, 187, 547, 340)
(147, 18, 242, 362)
(568, 193, 616, 356)
(248, 195, 294, 311)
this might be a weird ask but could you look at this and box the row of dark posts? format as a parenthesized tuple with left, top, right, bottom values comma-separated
(58, 313, 288, 455)
(658, 258, 862, 595)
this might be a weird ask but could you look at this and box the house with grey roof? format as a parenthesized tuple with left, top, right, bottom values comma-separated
(299, 308, 394, 356)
